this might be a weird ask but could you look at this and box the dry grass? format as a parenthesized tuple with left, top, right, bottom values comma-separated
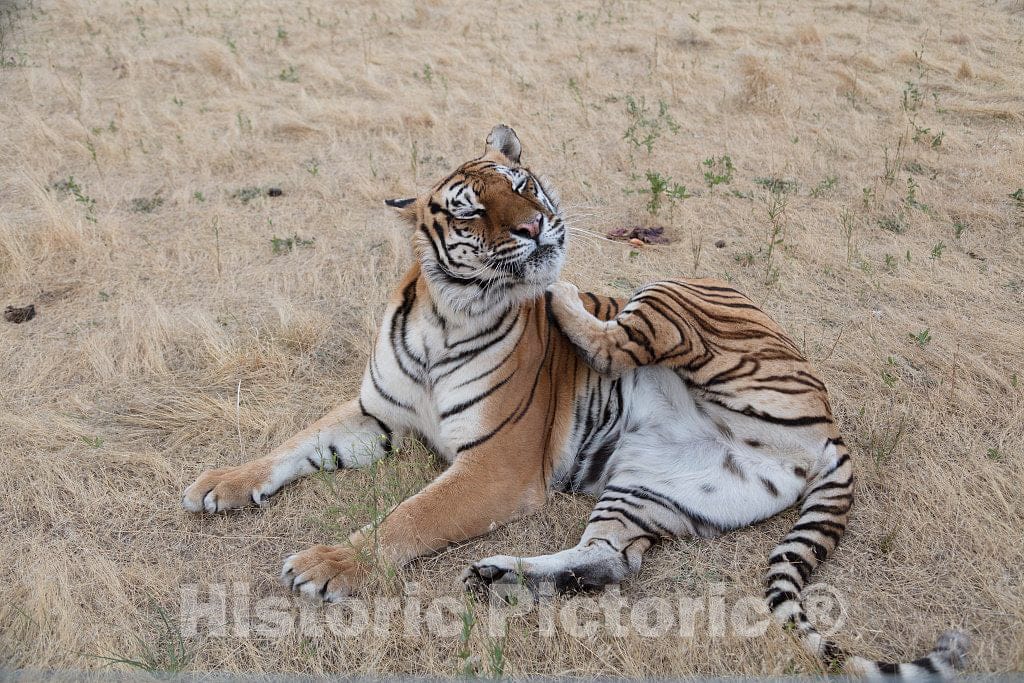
(1, 0, 1023, 677)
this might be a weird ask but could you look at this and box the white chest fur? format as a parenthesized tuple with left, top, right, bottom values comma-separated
(358, 301, 525, 464)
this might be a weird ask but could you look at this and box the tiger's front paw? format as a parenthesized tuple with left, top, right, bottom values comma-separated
(546, 281, 583, 315)
(281, 544, 370, 602)
(182, 463, 276, 513)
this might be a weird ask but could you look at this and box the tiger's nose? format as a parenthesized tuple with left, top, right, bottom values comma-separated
(514, 213, 542, 239)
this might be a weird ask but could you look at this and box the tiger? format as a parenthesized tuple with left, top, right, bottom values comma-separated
(182, 125, 968, 678)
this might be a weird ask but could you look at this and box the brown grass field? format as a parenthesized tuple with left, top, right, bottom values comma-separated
(1, 0, 1023, 677)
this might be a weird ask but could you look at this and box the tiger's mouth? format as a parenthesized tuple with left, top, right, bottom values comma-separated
(510, 242, 565, 284)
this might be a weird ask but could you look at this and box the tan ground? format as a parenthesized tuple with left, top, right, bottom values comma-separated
(1, 0, 1023, 677)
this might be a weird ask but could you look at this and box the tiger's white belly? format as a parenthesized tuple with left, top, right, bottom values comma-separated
(607, 367, 811, 531)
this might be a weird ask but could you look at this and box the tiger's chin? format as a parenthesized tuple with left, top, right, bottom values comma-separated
(515, 244, 566, 289)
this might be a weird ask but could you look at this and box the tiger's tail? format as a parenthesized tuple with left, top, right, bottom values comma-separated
(765, 439, 969, 678)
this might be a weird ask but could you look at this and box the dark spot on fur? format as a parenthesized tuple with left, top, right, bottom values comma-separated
(722, 451, 746, 480)
(700, 484, 716, 494)
(744, 439, 763, 448)
(794, 466, 808, 479)
(713, 419, 734, 440)
(760, 476, 779, 497)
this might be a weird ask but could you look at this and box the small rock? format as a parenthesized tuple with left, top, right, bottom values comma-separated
(714, 239, 726, 248)
(629, 238, 645, 247)
(4, 304, 36, 323)
(267, 187, 283, 197)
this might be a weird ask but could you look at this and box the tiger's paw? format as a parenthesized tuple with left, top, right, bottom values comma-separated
(282, 544, 369, 602)
(461, 555, 552, 600)
(546, 281, 585, 320)
(182, 464, 276, 513)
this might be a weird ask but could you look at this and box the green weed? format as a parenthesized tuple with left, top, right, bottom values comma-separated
(623, 95, 678, 155)
(702, 155, 734, 190)
(270, 234, 315, 255)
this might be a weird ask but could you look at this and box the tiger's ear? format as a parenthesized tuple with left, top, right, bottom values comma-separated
(485, 124, 522, 165)
(385, 197, 418, 224)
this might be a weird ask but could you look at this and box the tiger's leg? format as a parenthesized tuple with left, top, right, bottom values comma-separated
(547, 281, 671, 376)
(461, 460, 705, 596)
(462, 377, 806, 597)
(282, 445, 548, 602)
(182, 399, 390, 513)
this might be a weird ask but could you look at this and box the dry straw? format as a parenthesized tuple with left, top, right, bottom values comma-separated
(0, 0, 1021, 676)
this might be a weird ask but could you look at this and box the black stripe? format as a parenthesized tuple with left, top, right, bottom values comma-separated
(368, 360, 412, 410)
(359, 399, 394, 454)
(589, 504, 667, 538)
(440, 372, 513, 419)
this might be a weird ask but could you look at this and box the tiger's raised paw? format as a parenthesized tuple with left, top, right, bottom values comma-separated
(545, 281, 585, 319)
(282, 544, 369, 602)
(182, 464, 276, 513)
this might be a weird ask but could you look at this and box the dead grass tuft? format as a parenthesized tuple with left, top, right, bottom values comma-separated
(787, 24, 822, 46)
(736, 54, 786, 111)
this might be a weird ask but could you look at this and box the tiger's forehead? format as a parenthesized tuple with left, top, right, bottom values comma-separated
(435, 162, 527, 205)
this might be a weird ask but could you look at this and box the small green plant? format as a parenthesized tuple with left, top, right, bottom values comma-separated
(567, 77, 588, 123)
(883, 253, 897, 273)
(415, 63, 434, 83)
(81, 435, 104, 448)
(270, 234, 315, 255)
(901, 80, 922, 112)
(276, 26, 288, 41)
(810, 175, 838, 198)
(94, 605, 195, 674)
(929, 241, 946, 260)
(911, 123, 943, 148)
(952, 220, 967, 239)
(734, 251, 755, 267)
(456, 600, 478, 676)
(278, 65, 298, 82)
(909, 328, 932, 348)
(193, 191, 205, 202)
(305, 158, 320, 176)
(236, 111, 252, 134)
(879, 527, 899, 554)
(839, 210, 856, 267)
(629, 170, 689, 216)
(130, 196, 164, 213)
(230, 186, 263, 204)
(761, 185, 787, 286)
(623, 95, 678, 155)
(861, 186, 875, 209)
(866, 411, 908, 468)
(454, 595, 508, 678)
(905, 176, 928, 211)
(877, 132, 908, 205)
(753, 176, 797, 195)
(986, 447, 1004, 462)
(877, 214, 907, 234)
(1010, 188, 1024, 203)
(53, 176, 97, 223)
(702, 155, 734, 190)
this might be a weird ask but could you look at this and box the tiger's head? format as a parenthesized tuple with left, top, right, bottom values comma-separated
(386, 125, 566, 313)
